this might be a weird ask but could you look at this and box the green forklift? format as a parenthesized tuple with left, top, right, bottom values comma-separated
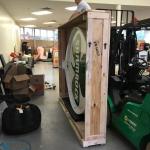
(106, 9, 150, 150)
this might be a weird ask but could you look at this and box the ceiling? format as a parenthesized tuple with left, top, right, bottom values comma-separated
(0, 0, 150, 29)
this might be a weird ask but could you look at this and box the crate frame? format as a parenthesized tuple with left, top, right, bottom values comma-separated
(58, 10, 111, 147)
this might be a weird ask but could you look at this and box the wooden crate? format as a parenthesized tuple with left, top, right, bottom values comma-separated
(58, 10, 111, 147)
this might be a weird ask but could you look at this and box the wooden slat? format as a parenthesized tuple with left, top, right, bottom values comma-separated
(85, 18, 103, 138)
(59, 98, 84, 140)
(88, 11, 110, 19)
(58, 12, 87, 29)
(85, 11, 110, 140)
(58, 29, 68, 98)
(82, 137, 106, 147)
(99, 17, 111, 136)
(59, 98, 106, 147)
(90, 19, 103, 136)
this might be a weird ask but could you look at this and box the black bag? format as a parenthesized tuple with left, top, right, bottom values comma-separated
(2, 103, 41, 134)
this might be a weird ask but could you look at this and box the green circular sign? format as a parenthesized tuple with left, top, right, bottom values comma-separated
(64, 27, 86, 115)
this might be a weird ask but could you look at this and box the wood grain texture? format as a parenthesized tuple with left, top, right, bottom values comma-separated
(99, 18, 111, 137)
(59, 10, 111, 147)
(59, 98, 106, 147)
(85, 12, 110, 140)
(85, 18, 103, 138)
(58, 29, 68, 98)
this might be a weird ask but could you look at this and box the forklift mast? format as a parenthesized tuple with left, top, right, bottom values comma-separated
(97, 9, 136, 77)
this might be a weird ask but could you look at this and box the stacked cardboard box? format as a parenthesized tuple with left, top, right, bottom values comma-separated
(30, 75, 44, 96)
(3, 63, 44, 99)
(4, 73, 30, 98)
(4, 64, 28, 98)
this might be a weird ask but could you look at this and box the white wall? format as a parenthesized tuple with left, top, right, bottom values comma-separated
(0, 5, 20, 63)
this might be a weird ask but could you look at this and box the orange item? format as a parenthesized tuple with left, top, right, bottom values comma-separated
(53, 51, 59, 68)
(10, 52, 18, 58)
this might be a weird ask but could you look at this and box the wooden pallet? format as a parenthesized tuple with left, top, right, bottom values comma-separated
(58, 10, 111, 147)
(59, 98, 106, 147)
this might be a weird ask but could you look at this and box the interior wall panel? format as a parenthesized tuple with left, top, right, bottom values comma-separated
(0, 5, 20, 63)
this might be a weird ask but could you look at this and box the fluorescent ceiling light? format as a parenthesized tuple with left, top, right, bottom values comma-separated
(20, 18, 36, 21)
(43, 21, 56, 25)
(65, 6, 77, 11)
(23, 25, 36, 28)
(32, 10, 53, 15)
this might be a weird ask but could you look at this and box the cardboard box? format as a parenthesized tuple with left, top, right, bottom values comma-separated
(13, 87, 31, 101)
(5, 63, 27, 76)
(4, 74, 30, 90)
(16, 63, 27, 75)
(13, 87, 29, 95)
(30, 75, 44, 96)
(6, 64, 17, 76)
(33, 84, 44, 96)
(30, 75, 44, 85)
(28, 85, 36, 97)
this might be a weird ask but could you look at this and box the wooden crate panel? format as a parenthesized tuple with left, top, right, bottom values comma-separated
(58, 10, 111, 147)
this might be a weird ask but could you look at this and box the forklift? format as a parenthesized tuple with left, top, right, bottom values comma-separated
(104, 9, 150, 150)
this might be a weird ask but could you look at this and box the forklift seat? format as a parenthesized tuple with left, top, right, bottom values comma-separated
(123, 91, 143, 104)
(109, 76, 144, 108)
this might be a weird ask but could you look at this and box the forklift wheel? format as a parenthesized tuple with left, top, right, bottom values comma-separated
(140, 135, 150, 150)
(145, 142, 150, 150)
(107, 104, 111, 127)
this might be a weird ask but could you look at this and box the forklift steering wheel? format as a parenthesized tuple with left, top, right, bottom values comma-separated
(131, 57, 148, 70)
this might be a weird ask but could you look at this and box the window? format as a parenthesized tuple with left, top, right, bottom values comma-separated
(20, 28, 24, 35)
(41, 30, 47, 40)
(48, 30, 54, 41)
(20, 28, 58, 41)
(54, 29, 58, 41)
(35, 29, 41, 40)
(20, 28, 24, 39)
(24, 28, 33, 39)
